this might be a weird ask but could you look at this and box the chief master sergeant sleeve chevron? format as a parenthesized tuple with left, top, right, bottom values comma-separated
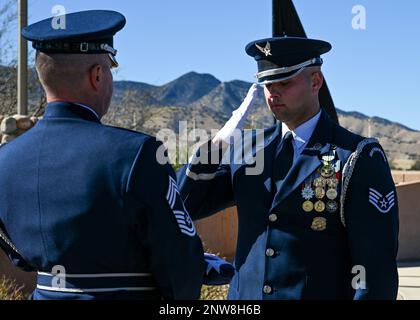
(126, 138, 205, 300)
(341, 139, 399, 299)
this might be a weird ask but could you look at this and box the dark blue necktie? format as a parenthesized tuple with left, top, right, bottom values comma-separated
(272, 131, 294, 193)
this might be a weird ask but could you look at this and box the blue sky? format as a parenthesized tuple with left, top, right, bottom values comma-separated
(3, 0, 420, 130)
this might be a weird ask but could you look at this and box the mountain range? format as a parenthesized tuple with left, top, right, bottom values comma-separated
(103, 71, 420, 168)
(1, 66, 418, 168)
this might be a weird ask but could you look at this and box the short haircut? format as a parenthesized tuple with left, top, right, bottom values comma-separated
(35, 52, 107, 94)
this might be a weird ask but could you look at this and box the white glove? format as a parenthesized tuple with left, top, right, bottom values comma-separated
(212, 83, 259, 144)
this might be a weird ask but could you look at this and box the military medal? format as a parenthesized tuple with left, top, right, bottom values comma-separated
(311, 217, 327, 231)
(321, 164, 334, 178)
(314, 200, 325, 213)
(327, 177, 338, 188)
(301, 179, 315, 213)
(321, 154, 335, 178)
(313, 177, 326, 188)
(302, 200, 314, 212)
(301, 185, 314, 200)
(322, 155, 335, 162)
(326, 200, 338, 213)
(315, 187, 325, 199)
(326, 188, 338, 200)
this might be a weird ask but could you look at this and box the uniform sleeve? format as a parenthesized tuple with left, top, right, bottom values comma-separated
(343, 142, 399, 300)
(177, 140, 234, 220)
(127, 138, 205, 300)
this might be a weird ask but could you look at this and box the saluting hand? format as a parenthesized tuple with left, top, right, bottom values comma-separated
(212, 83, 259, 145)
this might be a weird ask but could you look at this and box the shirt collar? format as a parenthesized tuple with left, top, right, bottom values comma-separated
(281, 110, 322, 150)
(73, 103, 101, 120)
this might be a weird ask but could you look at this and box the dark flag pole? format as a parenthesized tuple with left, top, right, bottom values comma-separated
(272, 0, 339, 124)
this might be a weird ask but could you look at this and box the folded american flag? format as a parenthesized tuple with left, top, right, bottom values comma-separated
(203, 253, 235, 286)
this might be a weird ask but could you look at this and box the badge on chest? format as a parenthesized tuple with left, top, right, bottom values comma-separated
(300, 147, 341, 231)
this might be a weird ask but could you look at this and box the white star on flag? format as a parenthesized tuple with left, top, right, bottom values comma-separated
(205, 253, 227, 275)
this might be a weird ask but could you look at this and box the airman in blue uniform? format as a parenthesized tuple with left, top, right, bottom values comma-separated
(0, 10, 206, 300)
(178, 37, 399, 300)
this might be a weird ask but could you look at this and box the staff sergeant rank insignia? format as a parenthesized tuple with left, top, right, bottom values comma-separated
(369, 188, 396, 214)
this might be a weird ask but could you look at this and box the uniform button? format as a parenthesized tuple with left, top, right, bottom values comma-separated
(268, 214, 278, 222)
(265, 248, 275, 257)
(263, 285, 272, 294)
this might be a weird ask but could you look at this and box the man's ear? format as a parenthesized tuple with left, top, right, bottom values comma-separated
(311, 71, 324, 93)
(89, 64, 102, 91)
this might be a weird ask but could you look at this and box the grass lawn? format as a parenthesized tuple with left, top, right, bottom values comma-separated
(0, 276, 27, 300)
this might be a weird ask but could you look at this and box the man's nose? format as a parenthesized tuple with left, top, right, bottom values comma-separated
(266, 85, 282, 97)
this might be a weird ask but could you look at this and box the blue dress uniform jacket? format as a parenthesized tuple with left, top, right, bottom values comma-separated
(178, 110, 399, 300)
(0, 102, 204, 300)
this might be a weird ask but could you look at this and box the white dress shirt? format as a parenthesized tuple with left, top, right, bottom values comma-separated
(281, 110, 321, 162)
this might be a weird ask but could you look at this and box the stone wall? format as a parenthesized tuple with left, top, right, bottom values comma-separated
(396, 181, 420, 261)
(0, 115, 40, 144)
(392, 171, 420, 185)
